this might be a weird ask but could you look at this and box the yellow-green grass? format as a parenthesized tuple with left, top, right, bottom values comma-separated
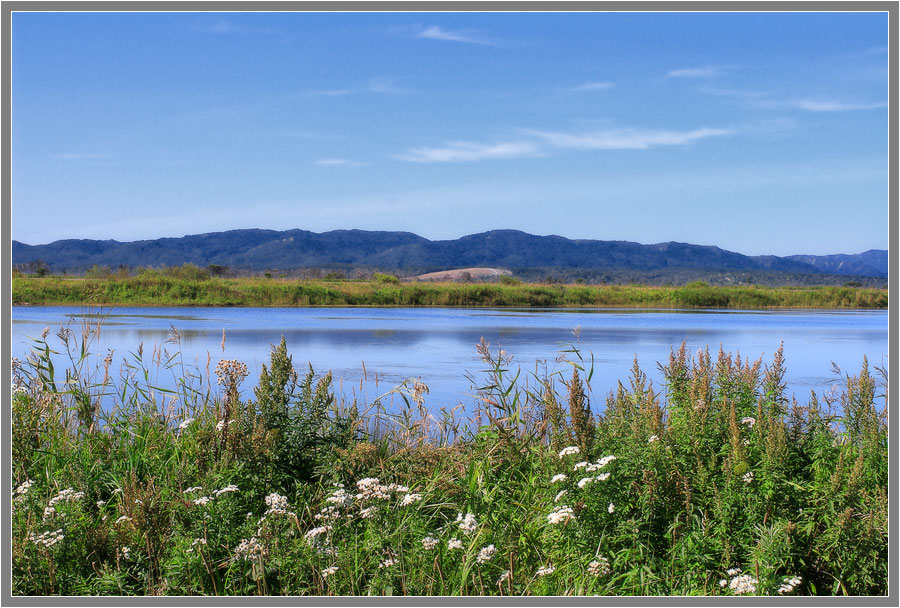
(12, 276, 888, 309)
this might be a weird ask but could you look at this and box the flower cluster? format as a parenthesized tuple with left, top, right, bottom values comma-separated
(192, 496, 212, 506)
(379, 557, 399, 569)
(558, 446, 580, 458)
(233, 537, 266, 562)
(588, 557, 610, 577)
(215, 359, 249, 386)
(183, 486, 202, 494)
(28, 529, 64, 548)
(321, 566, 338, 579)
(177, 417, 194, 431)
(455, 512, 479, 535)
(729, 574, 758, 595)
(551, 474, 568, 484)
(422, 536, 439, 550)
(448, 538, 463, 550)
(476, 544, 497, 564)
(213, 484, 239, 497)
(741, 417, 756, 428)
(778, 576, 802, 594)
(400, 493, 422, 507)
(554, 490, 568, 503)
(547, 506, 575, 525)
(497, 570, 511, 585)
(648, 435, 659, 443)
(14, 479, 34, 500)
(742, 472, 754, 484)
(265, 493, 295, 517)
(535, 564, 555, 576)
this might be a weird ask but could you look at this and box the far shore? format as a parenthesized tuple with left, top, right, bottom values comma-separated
(11, 276, 888, 310)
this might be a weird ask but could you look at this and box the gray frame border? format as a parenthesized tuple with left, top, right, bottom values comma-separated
(1, 1, 895, 606)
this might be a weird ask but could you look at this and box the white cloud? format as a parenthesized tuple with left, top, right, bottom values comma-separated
(395, 140, 542, 163)
(566, 81, 615, 92)
(416, 25, 493, 45)
(395, 125, 733, 162)
(666, 66, 721, 78)
(779, 99, 887, 112)
(523, 127, 734, 150)
(302, 78, 408, 97)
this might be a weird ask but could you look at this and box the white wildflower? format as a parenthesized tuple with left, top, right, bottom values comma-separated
(577, 477, 594, 489)
(729, 574, 758, 595)
(740, 417, 756, 428)
(742, 472, 754, 484)
(456, 512, 478, 535)
(476, 544, 497, 564)
(554, 490, 568, 503)
(573, 461, 589, 470)
(265, 492, 295, 516)
(648, 435, 659, 443)
(321, 565, 339, 579)
(216, 419, 225, 432)
(192, 496, 212, 506)
(304, 526, 332, 543)
(120, 546, 131, 560)
(588, 557, 610, 576)
(551, 474, 568, 484)
(183, 486, 202, 494)
(213, 484, 239, 497)
(596, 455, 617, 468)
(422, 536, 439, 550)
(177, 418, 194, 431)
(28, 529, 64, 548)
(778, 576, 802, 594)
(726, 567, 741, 576)
(233, 537, 266, 562)
(558, 446, 580, 458)
(547, 506, 575, 525)
(400, 493, 422, 507)
(379, 557, 399, 569)
(448, 538, 463, 550)
(608, 503, 615, 514)
(360, 506, 378, 519)
(497, 570, 510, 585)
(595, 472, 611, 482)
(719, 579, 728, 587)
(97, 500, 107, 508)
(115, 515, 132, 525)
(535, 564, 555, 576)
(14, 479, 34, 496)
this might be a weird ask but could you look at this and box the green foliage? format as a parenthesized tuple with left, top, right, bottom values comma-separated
(373, 272, 400, 284)
(11, 276, 888, 309)
(9, 328, 888, 596)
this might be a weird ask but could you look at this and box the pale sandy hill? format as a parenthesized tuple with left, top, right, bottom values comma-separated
(415, 267, 512, 282)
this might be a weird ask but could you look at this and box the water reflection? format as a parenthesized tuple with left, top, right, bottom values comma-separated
(11, 306, 888, 413)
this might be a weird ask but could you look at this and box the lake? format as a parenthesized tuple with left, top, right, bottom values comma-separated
(10, 306, 888, 413)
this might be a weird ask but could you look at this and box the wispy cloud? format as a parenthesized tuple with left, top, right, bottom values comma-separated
(666, 66, 721, 78)
(753, 98, 887, 112)
(302, 78, 409, 97)
(395, 140, 542, 163)
(565, 81, 615, 93)
(314, 158, 368, 167)
(415, 25, 494, 46)
(396, 125, 734, 162)
(523, 127, 734, 150)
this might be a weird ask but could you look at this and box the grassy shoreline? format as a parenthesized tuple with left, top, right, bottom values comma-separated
(12, 276, 889, 309)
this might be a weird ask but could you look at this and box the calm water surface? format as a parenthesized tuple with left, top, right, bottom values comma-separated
(11, 306, 888, 412)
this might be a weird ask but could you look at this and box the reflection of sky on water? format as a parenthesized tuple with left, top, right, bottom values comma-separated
(11, 306, 889, 414)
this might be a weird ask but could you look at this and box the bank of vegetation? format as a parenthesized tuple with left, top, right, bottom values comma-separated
(11, 274, 888, 309)
(10, 316, 888, 596)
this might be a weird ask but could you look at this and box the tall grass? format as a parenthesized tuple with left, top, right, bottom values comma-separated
(12, 276, 888, 309)
(10, 313, 888, 596)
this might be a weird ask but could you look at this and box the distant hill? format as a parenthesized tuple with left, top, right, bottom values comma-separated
(11, 228, 888, 285)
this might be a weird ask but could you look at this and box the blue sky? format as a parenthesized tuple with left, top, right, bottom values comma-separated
(11, 11, 889, 255)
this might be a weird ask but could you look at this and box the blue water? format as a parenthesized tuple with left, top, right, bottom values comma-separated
(10, 306, 888, 412)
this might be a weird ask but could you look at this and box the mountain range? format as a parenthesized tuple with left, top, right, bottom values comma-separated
(12, 229, 888, 284)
